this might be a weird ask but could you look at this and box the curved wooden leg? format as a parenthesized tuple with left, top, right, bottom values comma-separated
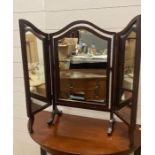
(40, 147, 46, 155)
(47, 106, 62, 125)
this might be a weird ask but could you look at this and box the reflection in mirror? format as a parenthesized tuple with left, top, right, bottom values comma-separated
(31, 98, 47, 112)
(25, 31, 46, 96)
(58, 29, 109, 103)
(120, 27, 137, 102)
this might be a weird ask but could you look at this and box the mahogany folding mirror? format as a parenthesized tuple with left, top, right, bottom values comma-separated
(19, 15, 141, 147)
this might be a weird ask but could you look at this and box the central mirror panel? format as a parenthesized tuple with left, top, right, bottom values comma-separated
(57, 29, 109, 104)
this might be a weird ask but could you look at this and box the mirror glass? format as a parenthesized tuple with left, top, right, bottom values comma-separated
(31, 97, 47, 112)
(120, 26, 137, 102)
(57, 29, 109, 103)
(25, 31, 46, 97)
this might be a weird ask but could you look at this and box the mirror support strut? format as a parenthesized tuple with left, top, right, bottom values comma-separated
(47, 105, 62, 125)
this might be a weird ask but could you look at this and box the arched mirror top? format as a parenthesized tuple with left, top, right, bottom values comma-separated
(118, 15, 140, 35)
(19, 19, 48, 38)
(53, 26, 114, 42)
(52, 20, 116, 39)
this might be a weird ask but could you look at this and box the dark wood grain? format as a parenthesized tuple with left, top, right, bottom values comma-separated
(30, 111, 141, 155)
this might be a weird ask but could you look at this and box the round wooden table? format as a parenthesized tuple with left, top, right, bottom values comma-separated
(30, 111, 141, 155)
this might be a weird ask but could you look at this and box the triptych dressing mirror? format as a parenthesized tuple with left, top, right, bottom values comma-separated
(19, 15, 141, 147)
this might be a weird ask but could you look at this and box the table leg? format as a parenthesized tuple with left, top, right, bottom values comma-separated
(134, 147, 141, 155)
(40, 147, 47, 155)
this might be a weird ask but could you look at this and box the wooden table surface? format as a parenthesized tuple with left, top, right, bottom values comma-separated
(30, 111, 141, 155)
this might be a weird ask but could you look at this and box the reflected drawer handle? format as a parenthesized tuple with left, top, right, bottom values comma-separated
(95, 86, 99, 89)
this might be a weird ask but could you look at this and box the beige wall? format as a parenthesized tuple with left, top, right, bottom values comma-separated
(13, 1, 141, 154)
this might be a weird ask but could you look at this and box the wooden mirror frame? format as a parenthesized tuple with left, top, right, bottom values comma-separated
(116, 15, 141, 110)
(19, 15, 141, 147)
(52, 24, 116, 111)
(19, 19, 52, 132)
(114, 15, 141, 147)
